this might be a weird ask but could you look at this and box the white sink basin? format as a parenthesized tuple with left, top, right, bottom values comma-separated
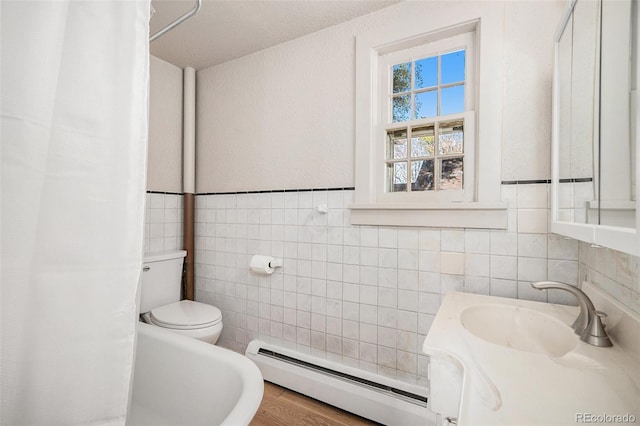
(460, 304, 579, 357)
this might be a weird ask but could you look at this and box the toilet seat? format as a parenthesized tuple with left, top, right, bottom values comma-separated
(149, 300, 222, 330)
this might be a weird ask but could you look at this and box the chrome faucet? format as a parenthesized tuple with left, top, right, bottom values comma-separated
(531, 281, 612, 347)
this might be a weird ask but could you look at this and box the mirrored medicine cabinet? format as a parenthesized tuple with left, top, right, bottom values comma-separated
(552, 0, 640, 256)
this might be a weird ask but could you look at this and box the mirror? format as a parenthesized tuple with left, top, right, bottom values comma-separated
(598, 0, 636, 228)
(557, 0, 599, 225)
(553, 0, 640, 255)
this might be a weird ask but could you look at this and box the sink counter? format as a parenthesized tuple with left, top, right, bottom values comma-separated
(423, 283, 640, 425)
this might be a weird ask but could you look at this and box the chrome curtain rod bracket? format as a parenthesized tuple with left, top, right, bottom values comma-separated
(150, 0, 201, 42)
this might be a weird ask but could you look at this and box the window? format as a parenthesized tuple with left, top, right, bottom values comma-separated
(375, 32, 475, 202)
(378, 33, 475, 203)
(352, 18, 507, 229)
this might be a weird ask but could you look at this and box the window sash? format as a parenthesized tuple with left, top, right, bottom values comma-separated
(377, 111, 475, 203)
(375, 32, 476, 203)
(382, 32, 476, 117)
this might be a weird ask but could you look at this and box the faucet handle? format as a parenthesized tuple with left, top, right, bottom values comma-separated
(581, 310, 613, 347)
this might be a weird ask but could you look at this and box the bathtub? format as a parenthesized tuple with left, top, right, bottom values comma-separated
(126, 322, 264, 426)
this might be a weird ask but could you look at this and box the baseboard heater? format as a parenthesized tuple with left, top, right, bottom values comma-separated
(246, 340, 436, 426)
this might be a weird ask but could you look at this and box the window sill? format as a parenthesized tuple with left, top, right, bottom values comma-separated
(349, 202, 508, 229)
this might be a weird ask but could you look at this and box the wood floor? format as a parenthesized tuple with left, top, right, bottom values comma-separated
(250, 381, 379, 426)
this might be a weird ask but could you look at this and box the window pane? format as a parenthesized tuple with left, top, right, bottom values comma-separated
(414, 56, 437, 89)
(441, 50, 465, 84)
(387, 162, 407, 192)
(411, 125, 435, 157)
(414, 91, 437, 119)
(411, 160, 435, 191)
(392, 95, 411, 122)
(440, 157, 464, 190)
(387, 129, 407, 160)
(392, 62, 411, 93)
(438, 120, 464, 155)
(440, 85, 465, 115)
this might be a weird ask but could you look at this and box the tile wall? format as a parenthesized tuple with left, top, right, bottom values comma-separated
(144, 192, 184, 255)
(579, 242, 640, 314)
(192, 183, 590, 387)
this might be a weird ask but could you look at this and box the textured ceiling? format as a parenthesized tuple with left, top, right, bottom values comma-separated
(149, 0, 400, 70)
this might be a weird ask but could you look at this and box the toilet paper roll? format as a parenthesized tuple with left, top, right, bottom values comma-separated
(249, 255, 275, 275)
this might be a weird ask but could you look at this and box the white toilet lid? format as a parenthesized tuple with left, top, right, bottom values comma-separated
(150, 300, 222, 329)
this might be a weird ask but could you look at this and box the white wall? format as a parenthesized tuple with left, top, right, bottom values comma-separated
(148, 55, 183, 193)
(501, 1, 559, 181)
(196, 1, 564, 193)
(196, 21, 357, 192)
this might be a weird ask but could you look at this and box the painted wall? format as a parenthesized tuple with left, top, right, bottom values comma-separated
(148, 55, 183, 193)
(196, 1, 561, 193)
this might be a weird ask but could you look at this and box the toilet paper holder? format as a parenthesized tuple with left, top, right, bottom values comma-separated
(249, 254, 283, 275)
(269, 258, 283, 268)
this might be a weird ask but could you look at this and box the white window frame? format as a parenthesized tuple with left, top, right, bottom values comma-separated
(378, 33, 476, 204)
(352, 17, 507, 229)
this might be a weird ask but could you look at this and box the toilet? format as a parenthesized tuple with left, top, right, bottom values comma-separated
(140, 250, 222, 344)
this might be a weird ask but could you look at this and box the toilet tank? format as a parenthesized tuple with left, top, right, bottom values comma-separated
(140, 250, 186, 314)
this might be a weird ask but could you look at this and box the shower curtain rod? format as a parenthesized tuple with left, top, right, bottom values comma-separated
(149, 0, 201, 42)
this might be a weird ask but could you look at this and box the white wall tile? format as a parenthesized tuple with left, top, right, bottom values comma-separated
(418, 229, 440, 251)
(398, 229, 420, 249)
(397, 269, 419, 291)
(441, 230, 464, 252)
(490, 278, 517, 298)
(548, 259, 578, 285)
(517, 184, 548, 208)
(490, 255, 518, 280)
(379, 228, 398, 248)
(464, 276, 490, 295)
(548, 234, 579, 260)
(517, 209, 548, 234)
(464, 230, 491, 254)
(518, 233, 547, 258)
(378, 248, 398, 268)
(501, 185, 518, 208)
(440, 275, 463, 294)
(465, 254, 490, 277)
(517, 257, 547, 282)
(517, 281, 548, 302)
(418, 272, 440, 293)
(398, 290, 419, 312)
(440, 252, 464, 275)
(490, 232, 518, 255)
(418, 251, 440, 272)
(418, 292, 440, 315)
(190, 187, 635, 387)
(360, 227, 378, 247)
(378, 288, 398, 309)
(398, 249, 419, 270)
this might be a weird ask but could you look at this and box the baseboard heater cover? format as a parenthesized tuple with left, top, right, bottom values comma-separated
(246, 340, 436, 426)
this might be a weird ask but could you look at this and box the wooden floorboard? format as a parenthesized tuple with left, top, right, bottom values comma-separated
(250, 381, 379, 426)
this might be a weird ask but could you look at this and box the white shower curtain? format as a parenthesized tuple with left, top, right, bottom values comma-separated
(1, 1, 149, 424)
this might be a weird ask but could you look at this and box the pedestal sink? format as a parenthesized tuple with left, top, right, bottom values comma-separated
(460, 304, 579, 357)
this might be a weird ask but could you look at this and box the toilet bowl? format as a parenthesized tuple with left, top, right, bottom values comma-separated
(142, 300, 223, 344)
(140, 250, 223, 345)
